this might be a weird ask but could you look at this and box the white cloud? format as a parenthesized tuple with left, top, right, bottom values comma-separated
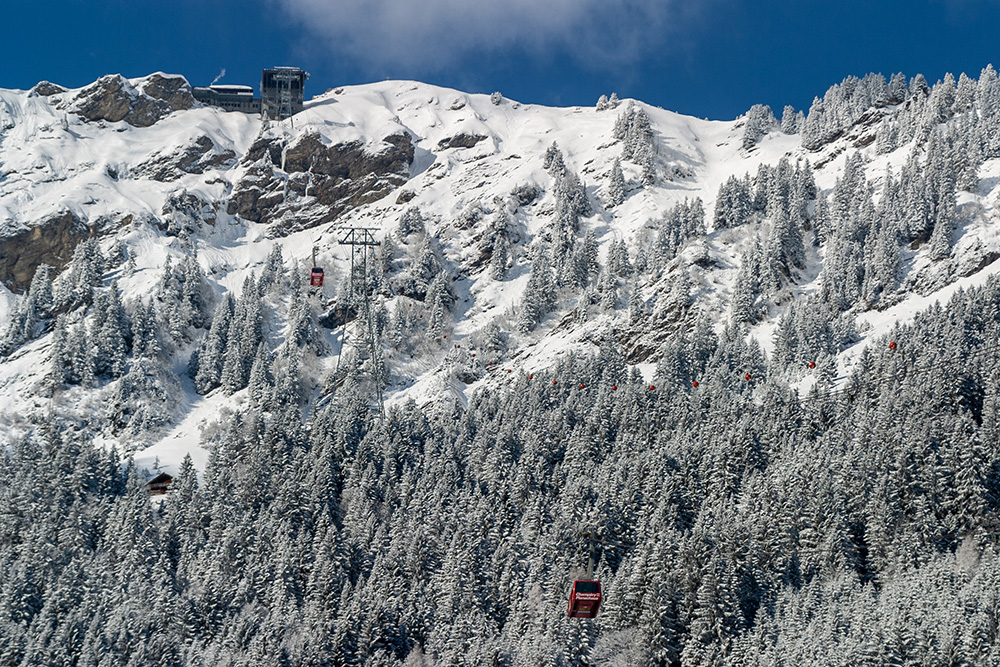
(275, 0, 699, 74)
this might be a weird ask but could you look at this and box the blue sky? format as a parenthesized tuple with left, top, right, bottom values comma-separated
(3, 0, 1000, 120)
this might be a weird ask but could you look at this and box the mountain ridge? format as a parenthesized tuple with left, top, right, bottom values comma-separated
(0, 70, 998, 477)
(4, 67, 1000, 666)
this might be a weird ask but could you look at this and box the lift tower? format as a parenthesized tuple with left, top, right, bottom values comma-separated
(333, 226, 385, 419)
(261, 67, 307, 121)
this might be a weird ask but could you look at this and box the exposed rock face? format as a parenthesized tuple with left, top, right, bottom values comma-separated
(437, 133, 487, 150)
(29, 81, 67, 97)
(73, 74, 194, 128)
(140, 74, 192, 109)
(242, 136, 284, 166)
(227, 131, 414, 236)
(226, 161, 284, 223)
(134, 135, 238, 182)
(0, 212, 92, 293)
(281, 132, 414, 180)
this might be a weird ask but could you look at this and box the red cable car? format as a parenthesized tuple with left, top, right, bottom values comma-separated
(310, 267, 324, 287)
(567, 580, 602, 619)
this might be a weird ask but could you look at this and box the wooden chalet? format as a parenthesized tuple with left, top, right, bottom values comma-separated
(146, 472, 173, 496)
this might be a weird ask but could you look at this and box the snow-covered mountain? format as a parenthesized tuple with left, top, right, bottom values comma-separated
(2, 70, 1000, 478)
(6, 68, 1000, 666)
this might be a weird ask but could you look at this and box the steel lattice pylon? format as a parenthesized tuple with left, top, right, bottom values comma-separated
(333, 226, 385, 419)
(269, 69, 298, 123)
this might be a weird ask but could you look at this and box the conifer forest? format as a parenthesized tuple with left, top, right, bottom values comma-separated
(2, 65, 1000, 666)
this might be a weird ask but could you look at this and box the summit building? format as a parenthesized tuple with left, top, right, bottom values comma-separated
(192, 67, 309, 120)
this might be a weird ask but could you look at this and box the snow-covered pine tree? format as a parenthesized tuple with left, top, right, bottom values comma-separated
(640, 145, 657, 186)
(543, 142, 565, 176)
(557, 168, 591, 219)
(928, 180, 957, 261)
(615, 102, 654, 163)
(665, 269, 692, 313)
(954, 71, 978, 113)
(607, 239, 632, 277)
(606, 158, 626, 207)
(45, 314, 69, 390)
(490, 232, 509, 281)
(259, 245, 286, 294)
(928, 72, 957, 125)
(874, 118, 899, 155)
(517, 248, 556, 334)
(398, 206, 426, 238)
(414, 235, 442, 292)
(731, 244, 762, 324)
(766, 204, 805, 277)
(952, 115, 983, 192)
(780, 105, 798, 134)
(713, 175, 753, 229)
(743, 104, 776, 149)
(247, 342, 273, 406)
(888, 71, 908, 103)
(0, 263, 55, 356)
(801, 97, 827, 150)
(581, 231, 600, 283)
(598, 270, 618, 311)
(425, 271, 452, 334)
(106, 354, 178, 439)
(910, 72, 931, 98)
(52, 238, 105, 312)
(94, 281, 128, 378)
(287, 284, 322, 353)
(131, 299, 161, 360)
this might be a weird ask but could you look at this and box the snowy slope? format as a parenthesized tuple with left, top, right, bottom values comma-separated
(1, 75, 999, 477)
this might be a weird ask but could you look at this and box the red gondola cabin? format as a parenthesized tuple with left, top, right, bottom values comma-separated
(567, 580, 602, 619)
(310, 267, 324, 287)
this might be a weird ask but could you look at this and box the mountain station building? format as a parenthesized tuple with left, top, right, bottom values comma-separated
(192, 67, 308, 120)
